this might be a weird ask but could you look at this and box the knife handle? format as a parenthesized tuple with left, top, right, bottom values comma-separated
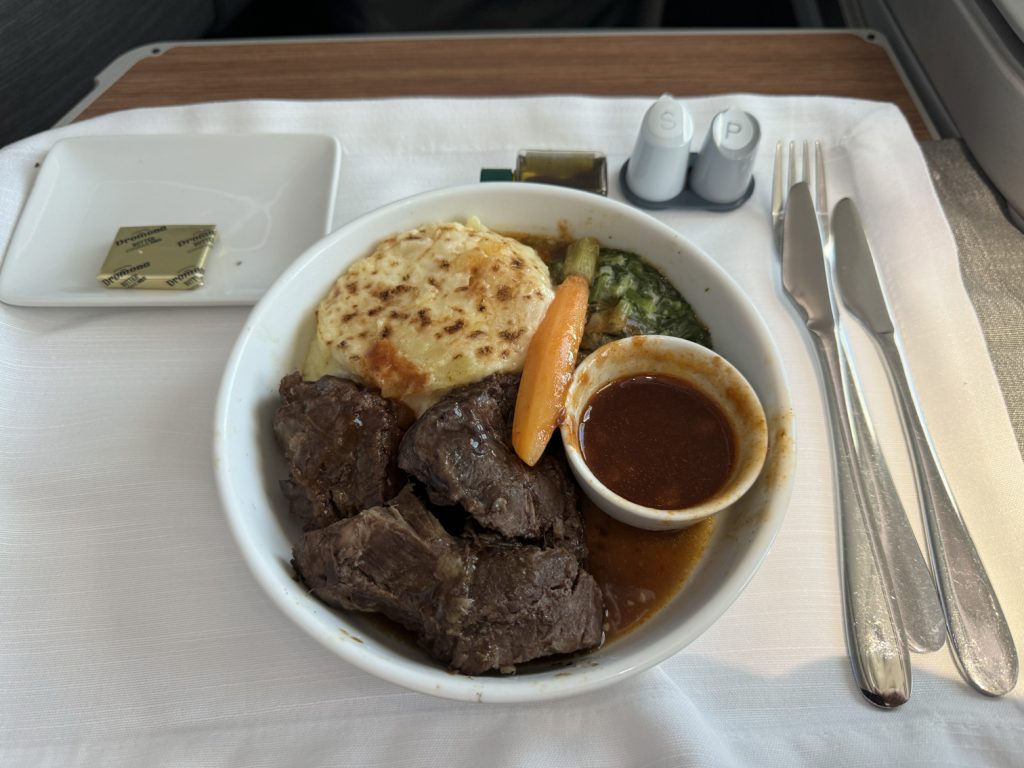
(813, 330, 911, 707)
(877, 333, 1019, 696)
(839, 332, 946, 654)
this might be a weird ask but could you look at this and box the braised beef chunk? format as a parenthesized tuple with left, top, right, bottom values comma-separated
(439, 543, 604, 674)
(273, 372, 408, 531)
(292, 485, 470, 637)
(536, 451, 586, 560)
(292, 486, 604, 674)
(397, 373, 585, 555)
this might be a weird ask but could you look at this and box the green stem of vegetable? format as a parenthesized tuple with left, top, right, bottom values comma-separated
(563, 237, 599, 286)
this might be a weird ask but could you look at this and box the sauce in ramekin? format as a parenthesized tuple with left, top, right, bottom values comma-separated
(578, 374, 736, 510)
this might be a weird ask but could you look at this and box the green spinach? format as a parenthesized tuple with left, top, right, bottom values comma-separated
(579, 248, 711, 351)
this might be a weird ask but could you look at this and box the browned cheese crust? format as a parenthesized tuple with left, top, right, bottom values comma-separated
(304, 222, 554, 413)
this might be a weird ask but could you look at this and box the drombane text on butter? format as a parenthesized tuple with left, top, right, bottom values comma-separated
(97, 225, 217, 290)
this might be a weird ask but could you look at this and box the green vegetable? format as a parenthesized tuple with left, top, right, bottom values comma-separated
(563, 237, 600, 284)
(578, 248, 711, 351)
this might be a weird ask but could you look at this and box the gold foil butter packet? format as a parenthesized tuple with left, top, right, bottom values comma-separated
(97, 225, 217, 290)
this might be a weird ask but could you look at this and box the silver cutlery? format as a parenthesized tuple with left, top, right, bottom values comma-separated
(794, 141, 946, 655)
(833, 197, 1019, 696)
(775, 169, 911, 707)
(839, 346, 946, 655)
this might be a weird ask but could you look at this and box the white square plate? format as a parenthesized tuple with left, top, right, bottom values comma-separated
(0, 134, 341, 306)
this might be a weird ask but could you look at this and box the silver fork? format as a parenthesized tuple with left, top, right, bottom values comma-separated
(773, 141, 913, 707)
(773, 140, 827, 250)
(775, 142, 946, 655)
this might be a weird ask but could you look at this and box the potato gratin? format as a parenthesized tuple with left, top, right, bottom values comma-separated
(304, 221, 555, 413)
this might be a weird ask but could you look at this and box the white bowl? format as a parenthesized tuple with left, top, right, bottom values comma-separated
(561, 335, 769, 531)
(213, 182, 795, 703)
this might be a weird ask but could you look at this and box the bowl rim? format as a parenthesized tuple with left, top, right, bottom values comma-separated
(213, 181, 795, 703)
(560, 334, 770, 530)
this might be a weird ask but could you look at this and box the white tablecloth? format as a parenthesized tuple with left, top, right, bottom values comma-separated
(1, 95, 1022, 766)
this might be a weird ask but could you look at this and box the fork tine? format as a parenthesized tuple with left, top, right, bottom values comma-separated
(787, 141, 797, 190)
(815, 140, 829, 231)
(771, 141, 783, 222)
(774, 139, 826, 252)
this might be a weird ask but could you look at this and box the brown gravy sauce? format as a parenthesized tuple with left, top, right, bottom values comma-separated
(583, 499, 714, 640)
(579, 374, 735, 510)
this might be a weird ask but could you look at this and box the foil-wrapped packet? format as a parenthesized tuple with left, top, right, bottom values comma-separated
(97, 225, 217, 290)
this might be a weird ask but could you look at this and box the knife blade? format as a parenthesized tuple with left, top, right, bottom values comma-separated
(782, 182, 910, 707)
(781, 184, 832, 330)
(833, 197, 1019, 696)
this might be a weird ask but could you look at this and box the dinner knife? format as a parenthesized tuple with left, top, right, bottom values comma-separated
(782, 182, 911, 707)
(833, 197, 1019, 696)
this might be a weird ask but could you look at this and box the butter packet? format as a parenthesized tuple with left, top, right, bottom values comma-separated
(97, 225, 217, 290)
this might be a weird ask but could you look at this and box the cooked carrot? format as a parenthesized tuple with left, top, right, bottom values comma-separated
(512, 237, 599, 466)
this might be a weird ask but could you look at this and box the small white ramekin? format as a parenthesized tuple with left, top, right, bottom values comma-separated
(560, 334, 768, 530)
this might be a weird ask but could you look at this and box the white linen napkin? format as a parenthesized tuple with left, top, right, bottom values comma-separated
(1, 96, 1022, 767)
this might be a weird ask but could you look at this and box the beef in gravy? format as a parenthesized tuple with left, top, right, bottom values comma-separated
(279, 372, 604, 674)
(292, 485, 604, 675)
